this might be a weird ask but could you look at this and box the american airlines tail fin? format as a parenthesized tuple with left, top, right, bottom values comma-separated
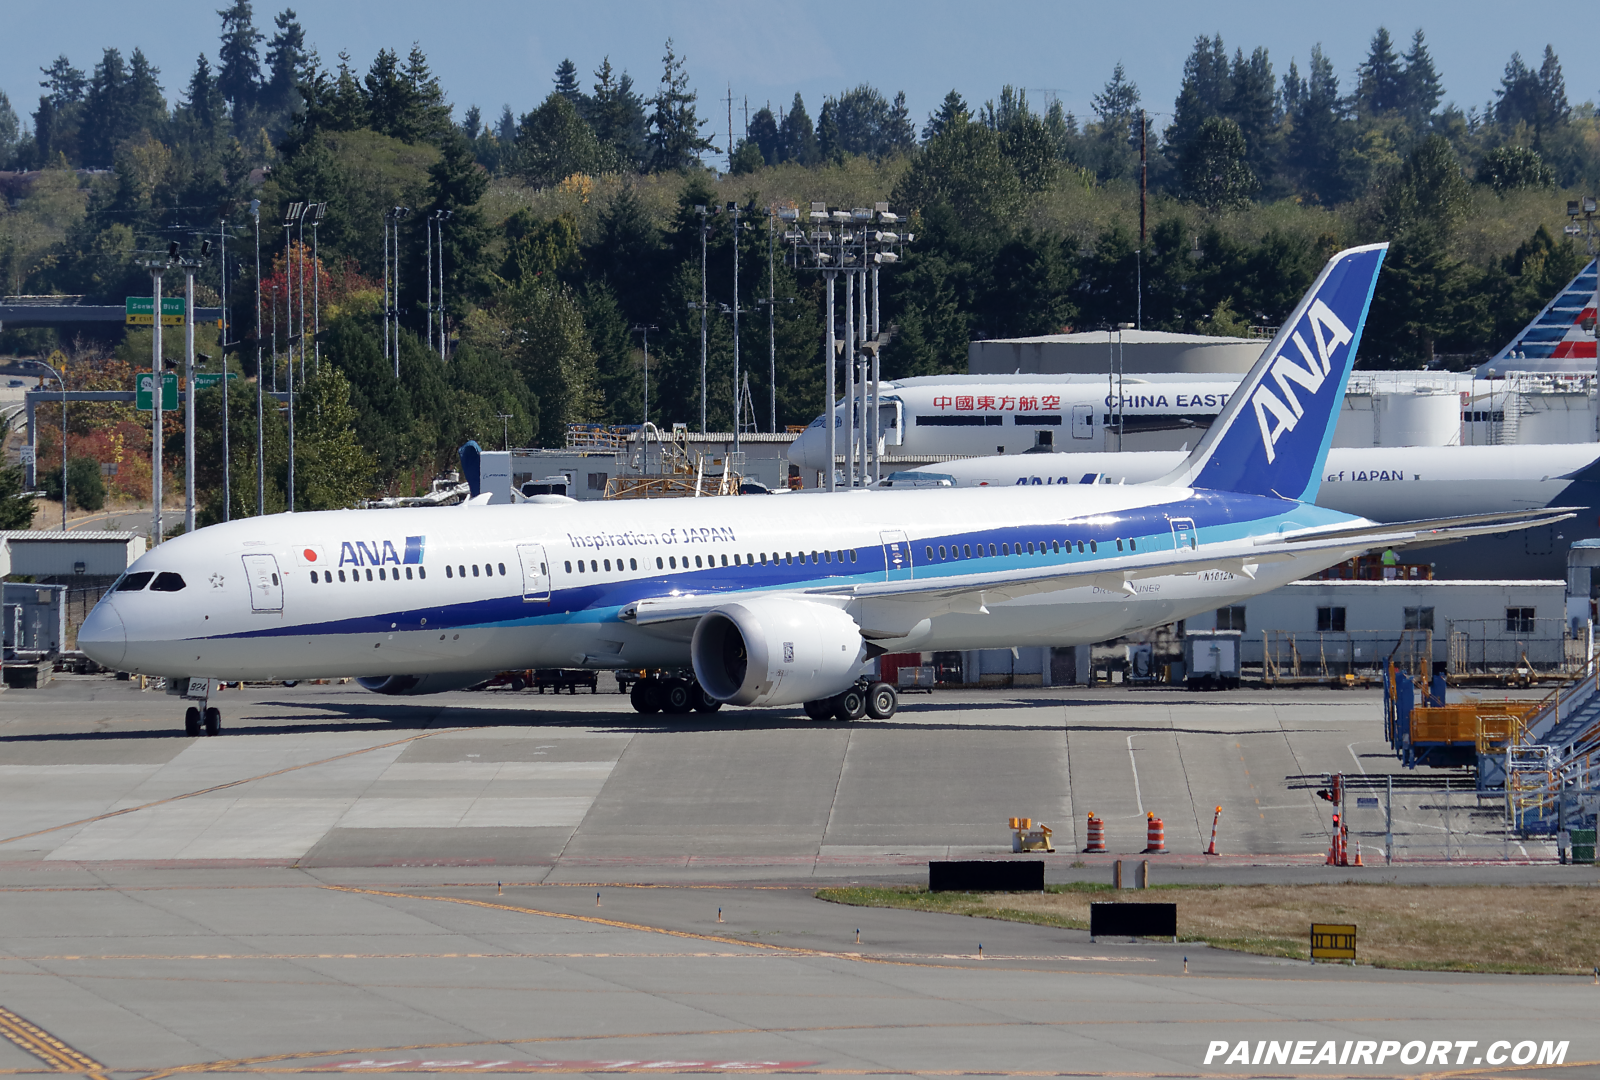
(1478, 257, 1599, 374)
(1158, 243, 1387, 502)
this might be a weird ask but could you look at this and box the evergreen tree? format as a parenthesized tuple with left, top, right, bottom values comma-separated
(922, 89, 968, 141)
(215, 0, 263, 118)
(174, 54, 227, 149)
(403, 44, 451, 143)
(1536, 45, 1569, 126)
(893, 114, 1022, 227)
(1280, 57, 1303, 118)
(1284, 44, 1348, 204)
(822, 84, 915, 159)
(81, 49, 165, 166)
(496, 104, 516, 143)
(644, 38, 713, 172)
(1164, 34, 1230, 167)
(262, 8, 311, 131)
(588, 58, 648, 171)
(0, 91, 18, 166)
(1088, 62, 1141, 181)
(1355, 27, 1405, 115)
(1495, 50, 1569, 130)
(362, 49, 411, 139)
(816, 99, 841, 164)
(584, 184, 662, 321)
(32, 56, 87, 164)
(1227, 46, 1276, 176)
(424, 128, 491, 316)
(1402, 29, 1442, 124)
(747, 105, 779, 166)
(553, 59, 584, 108)
(777, 93, 817, 164)
(461, 104, 482, 139)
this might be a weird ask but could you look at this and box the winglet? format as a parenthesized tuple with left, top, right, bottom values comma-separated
(1157, 243, 1387, 502)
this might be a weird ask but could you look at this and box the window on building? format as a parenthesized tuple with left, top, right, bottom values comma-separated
(588, 472, 608, 491)
(1216, 606, 1246, 632)
(1317, 606, 1346, 632)
(1404, 606, 1434, 631)
(1506, 607, 1536, 634)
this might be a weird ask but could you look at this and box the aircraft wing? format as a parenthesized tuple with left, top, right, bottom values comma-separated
(620, 508, 1574, 627)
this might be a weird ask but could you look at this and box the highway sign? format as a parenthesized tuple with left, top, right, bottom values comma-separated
(47, 349, 68, 371)
(136, 372, 178, 410)
(1310, 923, 1356, 961)
(193, 372, 238, 390)
(125, 297, 185, 326)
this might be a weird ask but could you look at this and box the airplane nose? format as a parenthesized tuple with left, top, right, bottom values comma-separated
(791, 427, 824, 471)
(78, 600, 127, 669)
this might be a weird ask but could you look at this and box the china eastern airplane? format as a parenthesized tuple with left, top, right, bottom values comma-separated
(889, 443, 1600, 580)
(78, 242, 1571, 735)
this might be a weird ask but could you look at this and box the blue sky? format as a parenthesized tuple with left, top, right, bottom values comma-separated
(4, 1, 1594, 159)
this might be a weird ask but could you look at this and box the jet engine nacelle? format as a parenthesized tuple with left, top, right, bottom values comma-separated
(691, 597, 867, 707)
(356, 671, 498, 695)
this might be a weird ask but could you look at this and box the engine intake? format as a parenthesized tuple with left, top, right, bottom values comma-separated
(356, 671, 498, 695)
(691, 597, 866, 707)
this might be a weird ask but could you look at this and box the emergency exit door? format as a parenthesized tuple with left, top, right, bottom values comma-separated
(241, 554, 284, 613)
(881, 529, 912, 581)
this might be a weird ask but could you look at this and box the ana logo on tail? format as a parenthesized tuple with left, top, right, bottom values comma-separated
(1252, 299, 1354, 464)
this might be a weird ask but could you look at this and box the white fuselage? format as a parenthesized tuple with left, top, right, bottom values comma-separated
(81, 484, 1358, 683)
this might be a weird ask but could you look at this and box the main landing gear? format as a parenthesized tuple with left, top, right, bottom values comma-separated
(629, 674, 722, 715)
(804, 680, 898, 723)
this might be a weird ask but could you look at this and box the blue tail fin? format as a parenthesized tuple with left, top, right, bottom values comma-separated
(1159, 243, 1387, 501)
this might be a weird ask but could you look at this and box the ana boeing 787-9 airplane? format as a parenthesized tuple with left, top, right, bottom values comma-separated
(78, 243, 1570, 734)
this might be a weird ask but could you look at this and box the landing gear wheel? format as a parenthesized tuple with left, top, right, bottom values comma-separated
(831, 686, 867, 723)
(662, 679, 695, 715)
(510, 676, 527, 691)
(184, 707, 200, 736)
(866, 682, 898, 720)
(203, 707, 221, 736)
(690, 683, 722, 713)
(803, 699, 832, 721)
(630, 678, 662, 714)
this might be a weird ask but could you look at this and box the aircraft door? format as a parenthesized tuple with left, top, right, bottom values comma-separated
(881, 529, 912, 581)
(241, 554, 284, 613)
(517, 543, 551, 601)
(1169, 516, 1197, 551)
(1071, 404, 1094, 439)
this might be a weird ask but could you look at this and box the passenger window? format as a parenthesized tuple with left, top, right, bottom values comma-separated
(604, 559, 611, 571)
(669, 556, 677, 569)
(338, 570, 346, 582)
(963, 544, 972, 558)
(1027, 543, 1034, 555)
(1116, 539, 1124, 551)
(1002, 543, 1010, 555)
(695, 555, 703, 568)
(1130, 539, 1137, 550)
(419, 566, 426, 579)
(365, 569, 373, 581)
(1078, 541, 1086, 553)
(458, 565, 466, 577)
(656, 557, 664, 569)
(786, 552, 792, 564)
(591, 560, 598, 572)
(850, 550, 857, 562)
(988, 544, 996, 556)
(309, 571, 318, 583)
(270, 573, 279, 585)
(939, 546, 947, 559)
(721, 554, 729, 566)
(378, 568, 386, 580)
(406, 567, 413, 579)
(1052, 541, 1060, 553)
(630, 558, 637, 570)
(734, 554, 741, 566)
(925, 546, 933, 559)
(150, 572, 187, 592)
(499, 563, 506, 575)
(1090, 541, 1098, 553)
(449, 565, 456, 578)
(472, 564, 480, 577)
(760, 553, 768, 565)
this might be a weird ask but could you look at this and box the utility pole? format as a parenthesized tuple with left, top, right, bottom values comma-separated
(695, 205, 714, 432)
(383, 206, 391, 366)
(767, 210, 777, 433)
(183, 251, 196, 534)
(824, 269, 836, 491)
(150, 259, 166, 545)
(296, 204, 307, 384)
(426, 209, 434, 355)
(218, 205, 232, 522)
(309, 203, 323, 375)
(282, 204, 299, 394)
(725, 84, 734, 173)
(438, 211, 450, 359)
(251, 199, 263, 518)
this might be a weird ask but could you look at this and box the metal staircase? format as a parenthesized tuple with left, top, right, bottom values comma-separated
(1476, 659, 1600, 830)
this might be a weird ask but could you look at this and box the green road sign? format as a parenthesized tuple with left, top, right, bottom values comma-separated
(125, 297, 185, 326)
(136, 372, 178, 410)
(192, 371, 238, 390)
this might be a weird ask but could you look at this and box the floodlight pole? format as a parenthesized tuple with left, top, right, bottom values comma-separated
(383, 209, 391, 368)
(184, 261, 196, 534)
(767, 212, 777, 433)
(844, 269, 855, 486)
(151, 266, 164, 545)
(731, 203, 741, 452)
(25, 359, 67, 530)
(426, 212, 434, 355)
(297, 208, 307, 384)
(311, 205, 322, 375)
(697, 205, 711, 433)
(252, 199, 263, 518)
(823, 269, 837, 492)
(438, 212, 449, 359)
(1138, 109, 1147, 332)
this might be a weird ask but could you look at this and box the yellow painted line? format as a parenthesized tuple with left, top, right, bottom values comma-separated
(0, 1006, 108, 1079)
(0, 730, 458, 848)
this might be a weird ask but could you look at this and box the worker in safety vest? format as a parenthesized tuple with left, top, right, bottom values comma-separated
(1381, 547, 1398, 580)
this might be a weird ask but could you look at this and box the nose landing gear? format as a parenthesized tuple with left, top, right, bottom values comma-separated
(177, 678, 223, 736)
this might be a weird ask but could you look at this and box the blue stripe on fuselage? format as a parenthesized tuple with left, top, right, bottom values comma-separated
(202, 490, 1354, 643)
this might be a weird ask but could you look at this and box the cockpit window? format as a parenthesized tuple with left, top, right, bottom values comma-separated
(149, 572, 187, 592)
(115, 572, 154, 592)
